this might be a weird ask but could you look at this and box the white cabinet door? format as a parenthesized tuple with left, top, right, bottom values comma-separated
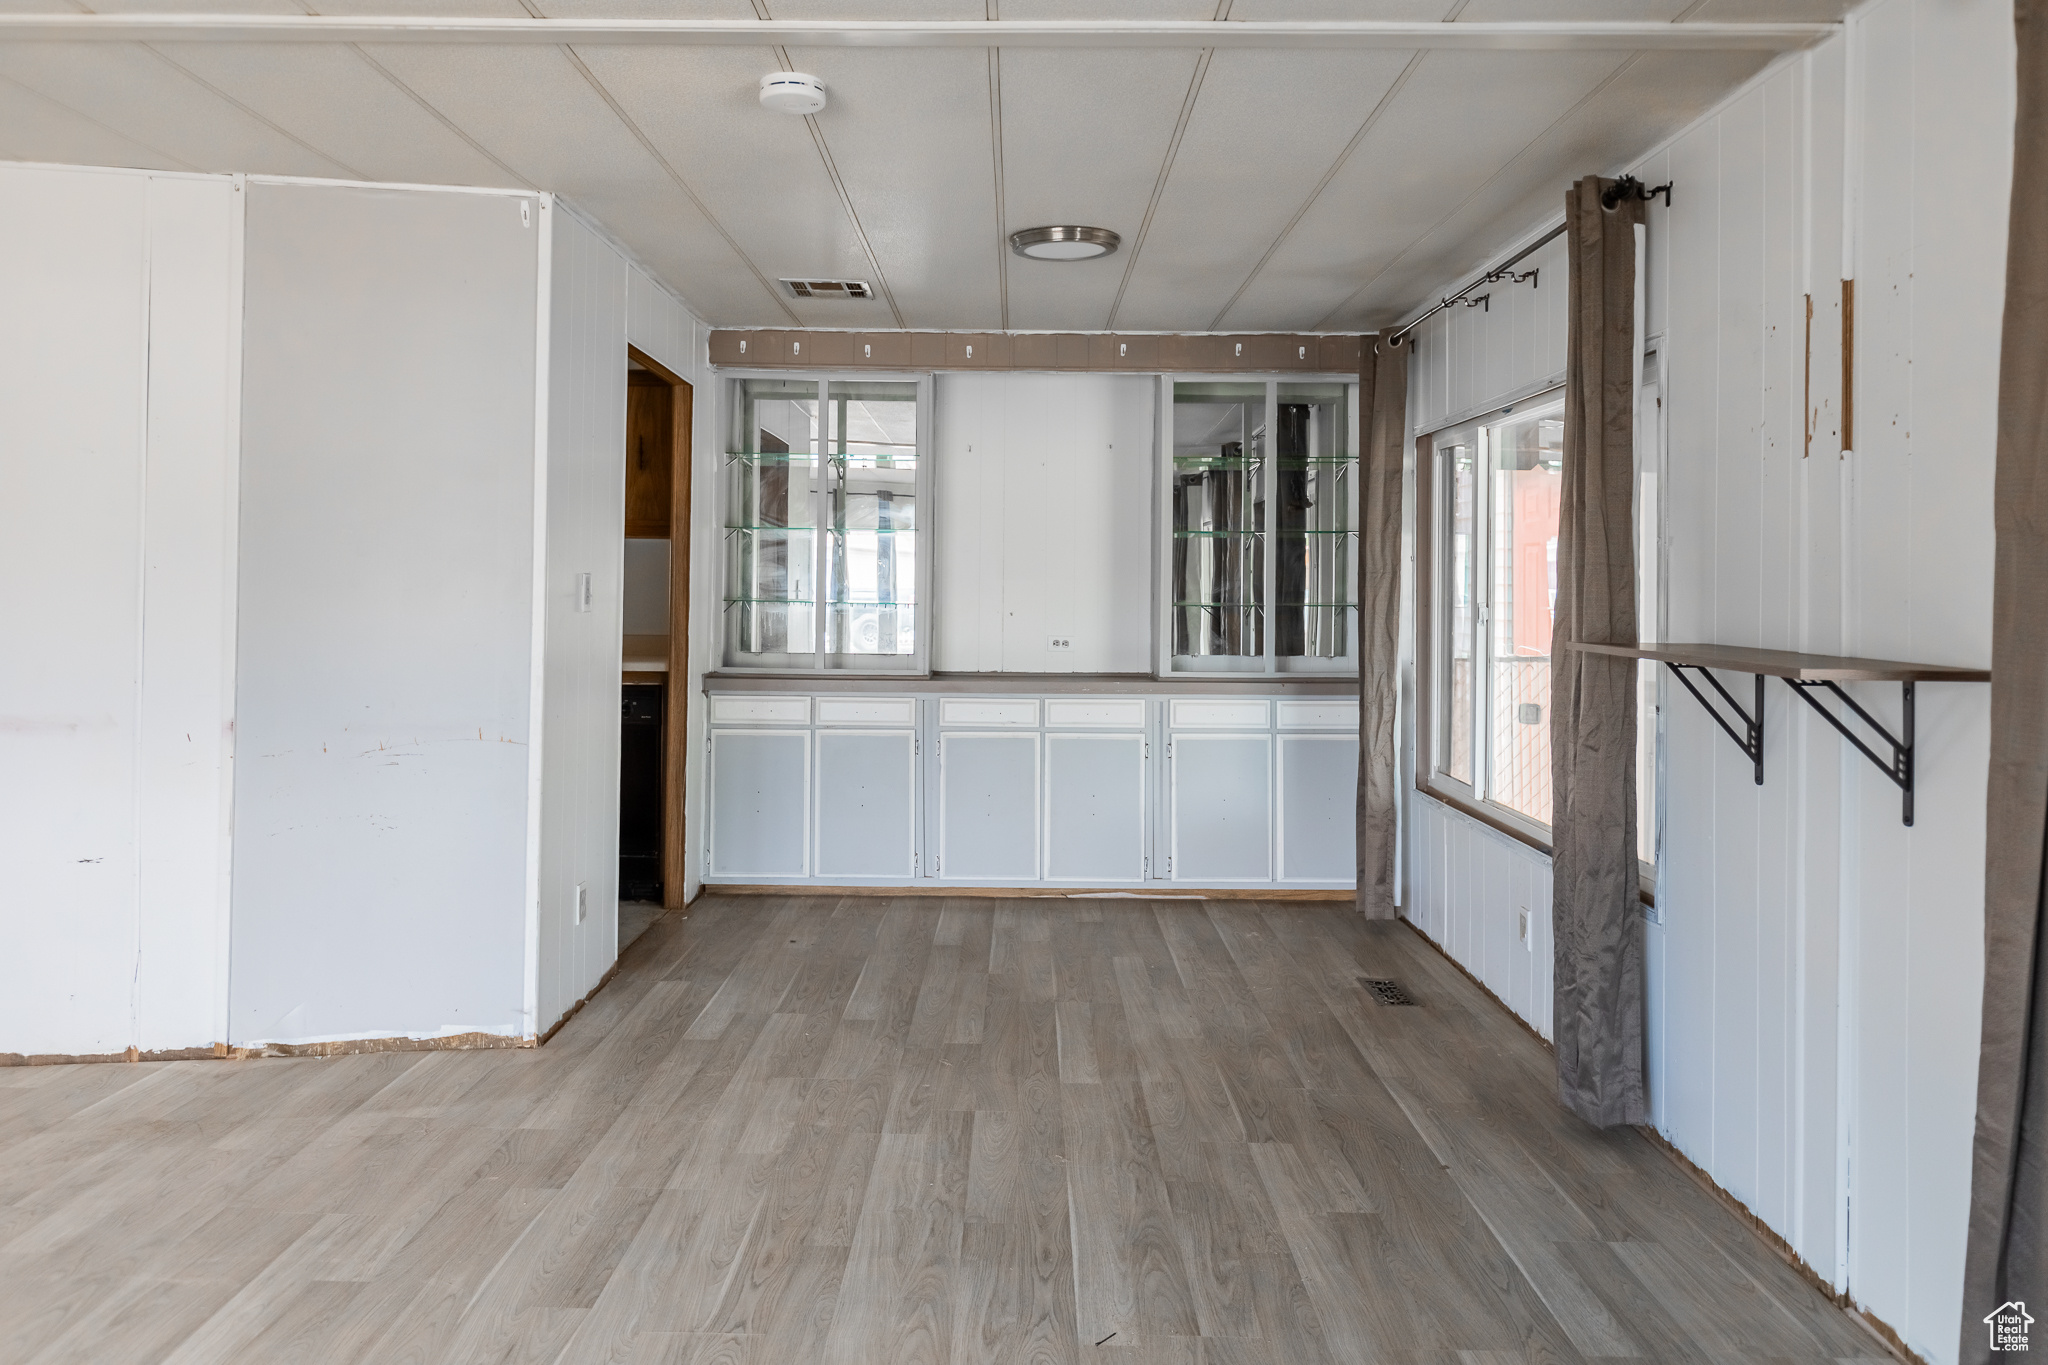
(816, 729, 916, 879)
(939, 733, 1040, 880)
(709, 730, 809, 878)
(1170, 734, 1271, 882)
(1277, 734, 1357, 881)
(1045, 733, 1145, 883)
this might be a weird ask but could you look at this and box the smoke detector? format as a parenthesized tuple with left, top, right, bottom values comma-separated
(760, 72, 827, 115)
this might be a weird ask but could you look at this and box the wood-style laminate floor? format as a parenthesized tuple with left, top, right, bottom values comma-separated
(1, 896, 1883, 1365)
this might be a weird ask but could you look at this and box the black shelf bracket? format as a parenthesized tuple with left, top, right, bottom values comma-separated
(1784, 679, 1916, 825)
(1668, 665, 1765, 786)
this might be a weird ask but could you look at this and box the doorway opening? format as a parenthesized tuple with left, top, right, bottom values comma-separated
(620, 346, 693, 933)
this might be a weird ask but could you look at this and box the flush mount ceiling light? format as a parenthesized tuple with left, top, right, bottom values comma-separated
(759, 71, 826, 114)
(1009, 225, 1119, 261)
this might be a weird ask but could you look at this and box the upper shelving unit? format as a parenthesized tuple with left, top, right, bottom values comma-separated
(1567, 641, 1989, 825)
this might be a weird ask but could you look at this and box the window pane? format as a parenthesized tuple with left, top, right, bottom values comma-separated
(1172, 382, 1266, 658)
(725, 379, 818, 659)
(825, 380, 918, 657)
(1487, 413, 1563, 824)
(1276, 382, 1354, 658)
(1441, 443, 1475, 786)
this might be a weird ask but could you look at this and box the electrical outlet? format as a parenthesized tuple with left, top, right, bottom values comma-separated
(575, 882, 588, 925)
(1047, 636, 1073, 652)
(1518, 908, 1530, 946)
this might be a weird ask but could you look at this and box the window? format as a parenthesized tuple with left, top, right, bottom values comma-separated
(1161, 377, 1360, 674)
(1421, 383, 1661, 875)
(721, 373, 930, 672)
(1423, 402, 1564, 833)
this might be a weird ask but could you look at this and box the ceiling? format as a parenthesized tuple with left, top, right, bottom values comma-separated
(0, 2, 1853, 331)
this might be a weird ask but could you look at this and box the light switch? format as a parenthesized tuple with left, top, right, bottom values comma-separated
(575, 882, 588, 924)
(575, 572, 593, 612)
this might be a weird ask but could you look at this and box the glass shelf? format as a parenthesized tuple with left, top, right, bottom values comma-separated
(1173, 455, 1264, 469)
(1177, 600, 1356, 608)
(726, 450, 917, 466)
(725, 524, 816, 532)
(824, 599, 915, 607)
(1174, 530, 1266, 538)
(724, 597, 815, 605)
(1278, 529, 1357, 537)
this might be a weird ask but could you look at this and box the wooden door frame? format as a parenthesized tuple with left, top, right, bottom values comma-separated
(628, 345, 693, 909)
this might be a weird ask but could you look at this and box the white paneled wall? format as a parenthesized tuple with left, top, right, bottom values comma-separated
(934, 372, 1155, 674)
(233, 180, 540, 1048)
(1406, 229, 1568, 434)
(1401, 5, 2012, 1360)
(0, 164, 240, 1058)
(1405, 795, 1555, 1038)
(536, 208, 629, 1036)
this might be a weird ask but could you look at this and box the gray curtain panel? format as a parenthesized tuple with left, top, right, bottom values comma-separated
(1550, 177, 1646, 1128)
(1357, 337, 1408, 919)
(1961, 1, 2048, 1348)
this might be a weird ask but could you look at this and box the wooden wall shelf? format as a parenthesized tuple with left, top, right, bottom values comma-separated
(707, 329, 1366, 374)
(1568, 642, 1990, 825)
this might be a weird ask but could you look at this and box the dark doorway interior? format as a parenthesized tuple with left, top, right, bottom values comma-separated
(619, 683, 664, 903)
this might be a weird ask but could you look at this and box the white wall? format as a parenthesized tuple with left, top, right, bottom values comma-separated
(232, 180, 541, 1046)
(0, 163, 240, 1060)
(1400, 4, 2014, 1360)
(534, 206, 629, 1035)
(933, 372, 1155, 674)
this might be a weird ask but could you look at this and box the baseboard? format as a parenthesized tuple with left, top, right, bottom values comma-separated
(1, 1030, 535, 1067)
(702, 883, 1355, 901)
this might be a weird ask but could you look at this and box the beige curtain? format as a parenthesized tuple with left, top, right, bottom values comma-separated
(1357, 337, 1407, 918)
(1550, 177, 1646, 1128)
(1962, 1, 2048, 1347)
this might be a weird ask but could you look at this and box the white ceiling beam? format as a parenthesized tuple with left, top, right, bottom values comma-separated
(0, 16, 1838, 52)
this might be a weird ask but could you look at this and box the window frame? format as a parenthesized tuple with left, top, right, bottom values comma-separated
(715, 369, 934, 676)
(1415, 393, 1566, 849)
(1154, 373, 1364, 678)
(1415, 377, 1664, 894)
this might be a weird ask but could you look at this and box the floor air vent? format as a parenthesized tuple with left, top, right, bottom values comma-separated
(1361, 978, 1417, 1007)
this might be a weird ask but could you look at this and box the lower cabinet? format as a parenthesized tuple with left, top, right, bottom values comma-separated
(704, 691, 1355, 889)
(708, 730, 809, 878)
(1044, 732, 1146, 883)
(1277, 733, 1358, 882)
(815, 729, 916, 879)
(938, 732, 1040, 880)
(1169, 733, 1273, 882)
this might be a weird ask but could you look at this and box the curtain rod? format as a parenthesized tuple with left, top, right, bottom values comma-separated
(1386, 224, 1566, 349)
(1385, 176, 1671, 348)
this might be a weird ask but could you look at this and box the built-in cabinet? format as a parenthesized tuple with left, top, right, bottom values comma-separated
(704, 688, 1357, 890)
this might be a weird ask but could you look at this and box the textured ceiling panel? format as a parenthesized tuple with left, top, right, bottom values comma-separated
(781, 43, 1004, 328)
(1217, 46, 1627, 330)
(158, 42, 526, 188)
(1108, 44, 1414, 331)
(996, 46, 1201, 330)
(0, 6, 1836, 330)
(0, 69, 191, 170)
(357, 41, 786, 320)
(1329, 44, 1772, 327)
(575, 41, 897, 328)
(0, 41, 354, 178)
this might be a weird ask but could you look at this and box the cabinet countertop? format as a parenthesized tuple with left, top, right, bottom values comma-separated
(703, 670, 1359, 696)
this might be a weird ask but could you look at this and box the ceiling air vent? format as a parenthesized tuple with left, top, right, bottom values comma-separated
(783, 278, 872, 300)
